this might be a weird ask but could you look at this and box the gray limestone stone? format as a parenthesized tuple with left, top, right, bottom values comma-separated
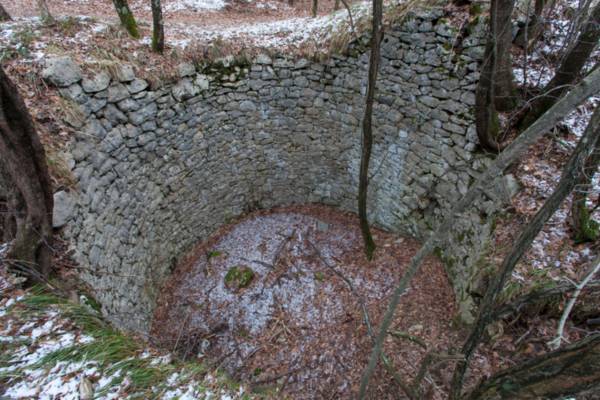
(127, 78, 149, 94)
(178, 63, 196, 78)
(128, 102, 158, 125)
(114, 64, 136, 82)
(53, 191, 75, 228)
(82, 72, 111, 93)
(172, 79, 199, 101)
(239, 100, 256, 112)
(42, 56, 82, 87)
(255, 54, 272, 65)
(108, 83, 130, 103)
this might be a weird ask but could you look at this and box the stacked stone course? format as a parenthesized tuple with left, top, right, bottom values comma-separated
(47, 9, 500, 332)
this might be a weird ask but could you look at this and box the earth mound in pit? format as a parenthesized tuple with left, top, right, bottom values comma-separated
(152, 205, 459, 398)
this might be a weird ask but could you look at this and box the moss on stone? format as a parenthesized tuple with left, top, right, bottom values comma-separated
(574, 206, 599, 243)
(224, 266, 255, 290)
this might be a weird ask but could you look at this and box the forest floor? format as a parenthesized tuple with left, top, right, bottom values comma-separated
(0, 274, 250, 399)
(1, 0, 600, 398)
(152, 205, 459, 399)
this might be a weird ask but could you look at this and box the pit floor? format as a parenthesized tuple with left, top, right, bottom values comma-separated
(152, 204, 459, 399)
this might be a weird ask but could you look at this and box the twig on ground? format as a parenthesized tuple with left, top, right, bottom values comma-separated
(548, 255, 600, 350)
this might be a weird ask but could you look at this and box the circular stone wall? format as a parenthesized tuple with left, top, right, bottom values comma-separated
(53, 9, 500, 332)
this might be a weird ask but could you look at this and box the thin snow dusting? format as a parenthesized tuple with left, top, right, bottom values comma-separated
(153, 205, 457, 398)
(164, 0, 229, 12)
(0, 296, 243, 400)
(510, 0, 599, 279)
(164, 1, 371, 49)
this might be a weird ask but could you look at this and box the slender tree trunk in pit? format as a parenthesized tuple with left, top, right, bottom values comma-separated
(112, 0, 140, 38)
(151, 0, 164, 53)
(311, 0, 318, 17)
(0, 66, 53, 281)
(358, 0, 382, 261)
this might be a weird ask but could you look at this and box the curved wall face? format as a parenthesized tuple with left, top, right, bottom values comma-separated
(58, 9, 491, 332)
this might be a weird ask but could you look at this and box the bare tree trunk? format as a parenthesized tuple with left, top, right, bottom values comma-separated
(0, 164, 18, 243)
(571, 140, 600, 242)
(492, 0, 517, 112)
(0, 66, 53, 281)
(357, 0, 382, 263)
(520, 2, 600, 129)
(358, 67, 600, 399)
(475, 0, 517, 151)
(311, 0, 318, 17)
(334, 0, 340, 11)
(450, 106, 600, 400)
(0, 3, 11, 21)
(151, 0, 164, 53)
(37, 0, 54, 25)
(112, 0, 140, 38)
(514, 0, 547, 49)
(468, 333, 600, 400)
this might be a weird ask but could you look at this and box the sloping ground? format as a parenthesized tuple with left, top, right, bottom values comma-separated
(0, 279, 249, 399)
(1, 0, 371, 52)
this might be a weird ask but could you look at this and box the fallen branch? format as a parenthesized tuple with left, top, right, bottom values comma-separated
(387, 330, 428, 349)
(468, 333, 600, 400)
(548, 255, 600, 350)
(492, 280, 600, 320)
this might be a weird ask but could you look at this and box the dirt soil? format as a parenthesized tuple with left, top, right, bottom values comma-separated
(4, 0, 349, 37)
(151, 204, 461, 399)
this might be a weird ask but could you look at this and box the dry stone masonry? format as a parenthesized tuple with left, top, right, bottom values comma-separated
(47, 9, 511, 332)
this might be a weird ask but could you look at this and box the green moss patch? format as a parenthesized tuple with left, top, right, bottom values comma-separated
(224, 266, 255, 291)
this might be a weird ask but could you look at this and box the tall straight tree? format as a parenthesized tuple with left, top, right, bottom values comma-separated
(151, 0, 164, 53)
(475, 0, 517, 151)
(357, 0, 383, 261)
(520, 2, 600, 129)
(0, 2, 11, 21)
(0, 66, 53, 281)
(112, 0, 140, 38)
(37, 0, 54, 25)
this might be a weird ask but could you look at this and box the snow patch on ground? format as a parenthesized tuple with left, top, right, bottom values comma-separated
(0, 294, 245, 399)
(165, 0, 229, 12)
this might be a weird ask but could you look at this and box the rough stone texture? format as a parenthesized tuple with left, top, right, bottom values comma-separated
(58, 11, 503, 332)
(52, 190, 75, 228)
(82, 72, 111, 93)
(42, 56, 82, 87)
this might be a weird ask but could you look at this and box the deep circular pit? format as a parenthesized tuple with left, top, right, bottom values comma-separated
(152, 205, 458, 399)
